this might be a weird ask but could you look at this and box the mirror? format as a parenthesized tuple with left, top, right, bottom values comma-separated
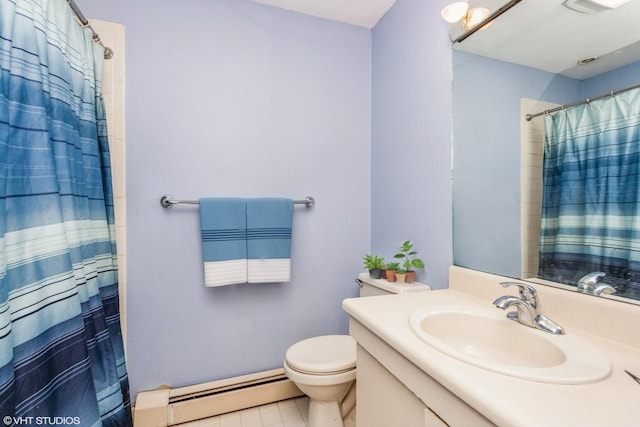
(451, 0, 640, 303)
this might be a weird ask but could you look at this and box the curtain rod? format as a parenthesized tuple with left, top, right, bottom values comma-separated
(67, 0, 113, 59)
(525, 82, 640, 121)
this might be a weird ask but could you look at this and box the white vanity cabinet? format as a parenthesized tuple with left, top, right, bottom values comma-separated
(350, 318, 494, 427)
(344, 268, 640, 427)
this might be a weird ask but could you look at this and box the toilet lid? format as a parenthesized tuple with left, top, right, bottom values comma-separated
(285, 335, 356, 375)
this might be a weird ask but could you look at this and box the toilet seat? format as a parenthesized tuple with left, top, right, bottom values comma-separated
(285, 335, 356, 375)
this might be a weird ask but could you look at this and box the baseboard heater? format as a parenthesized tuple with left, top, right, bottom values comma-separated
(133, 368, 303, 426)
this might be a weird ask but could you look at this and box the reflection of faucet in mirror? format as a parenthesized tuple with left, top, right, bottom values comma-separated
(577, 272, 616, 297)
(493, 282, 565, 335)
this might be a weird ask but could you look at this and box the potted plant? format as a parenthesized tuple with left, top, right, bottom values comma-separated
(363, 254, 385, 279)
(393, 240, 424, 284)
(395, 268, 407, 283)
(385, 261, 400, 282)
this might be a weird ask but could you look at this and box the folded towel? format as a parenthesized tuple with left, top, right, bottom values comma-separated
(246, 198, 294, 283)
(199, 198, 247, 286)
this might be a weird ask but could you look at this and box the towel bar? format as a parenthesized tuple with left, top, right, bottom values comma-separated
(160, 195, 315, 209)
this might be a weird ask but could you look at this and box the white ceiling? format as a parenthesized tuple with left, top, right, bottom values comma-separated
(249, 0, 397, 28)
(249, 0, 640, 80)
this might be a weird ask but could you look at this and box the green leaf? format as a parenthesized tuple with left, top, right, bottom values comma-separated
(411, 259, 425, 269)
(394, 254, 404, 259)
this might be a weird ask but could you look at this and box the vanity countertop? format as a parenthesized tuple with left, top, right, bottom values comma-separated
(343, 287, 640, 427)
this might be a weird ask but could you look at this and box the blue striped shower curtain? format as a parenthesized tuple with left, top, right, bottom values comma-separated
(539, 87, 640, 300)
(0, 0, 132, 425)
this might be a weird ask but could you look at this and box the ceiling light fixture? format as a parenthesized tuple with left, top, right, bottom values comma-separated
(563, 0, 631, 14)
(461, 7, 491, 31)
(589, 0, 631, 8)
(441, 2, 469, 23)
(577, 56, 599, 65)
(441, 2, 492, 32)
(450, 0, 523, 43)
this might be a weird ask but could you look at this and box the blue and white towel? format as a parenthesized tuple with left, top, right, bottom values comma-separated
(199, 198, 248, 286)
(246, 198, 294, 283)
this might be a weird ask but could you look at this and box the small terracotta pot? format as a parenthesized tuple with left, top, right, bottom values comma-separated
(396, 272, 406, 283)
(406, 271, 416, 284)
(385, 269, 397, 282)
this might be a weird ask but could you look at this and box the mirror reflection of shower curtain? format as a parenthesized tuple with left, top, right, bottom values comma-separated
(538, 87, 640, 300)
(0, 0, 132, 424)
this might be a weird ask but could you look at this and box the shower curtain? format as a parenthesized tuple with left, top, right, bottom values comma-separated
(0, 0, 132, 425)
(539, 87, 640, 300)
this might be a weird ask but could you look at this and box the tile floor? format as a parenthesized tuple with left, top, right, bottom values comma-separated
(178, 397, 307, 427)
(177, 396, 356, 427)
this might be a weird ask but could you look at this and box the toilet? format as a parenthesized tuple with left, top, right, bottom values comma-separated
(283, 272, 431, 427)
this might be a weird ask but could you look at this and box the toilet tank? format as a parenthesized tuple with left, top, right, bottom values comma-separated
(357, 272, 431, 297)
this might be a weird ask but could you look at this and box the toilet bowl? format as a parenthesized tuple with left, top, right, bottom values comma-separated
(283, 335, 356, 427)
(284, 273, 431, 427)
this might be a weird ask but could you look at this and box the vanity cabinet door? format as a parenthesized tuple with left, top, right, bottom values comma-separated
(357, 347, 436, 427)
(355, 342, 494, 427)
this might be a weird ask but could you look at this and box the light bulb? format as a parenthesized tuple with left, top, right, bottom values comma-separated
(462, 7, 491, 31)
(441, 2, 470, 23)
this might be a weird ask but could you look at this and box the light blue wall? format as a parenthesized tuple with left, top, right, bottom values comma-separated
(81, 0, 371, 397)
(582, 60, 640, 97)
(453, 51, 581, 278)
(370, 0, 454, 289)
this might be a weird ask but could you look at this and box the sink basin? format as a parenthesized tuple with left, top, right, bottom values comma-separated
(409, 305, 611, 384)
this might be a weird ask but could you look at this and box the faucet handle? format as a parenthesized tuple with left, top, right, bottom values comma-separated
(579, 271, 606, 283)
(577, 271, 606, 294)
(499, 281, 539, 308)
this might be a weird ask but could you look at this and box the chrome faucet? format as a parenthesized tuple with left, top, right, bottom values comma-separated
(493, 282, 565, 335)
(577, 272, 616, 296)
